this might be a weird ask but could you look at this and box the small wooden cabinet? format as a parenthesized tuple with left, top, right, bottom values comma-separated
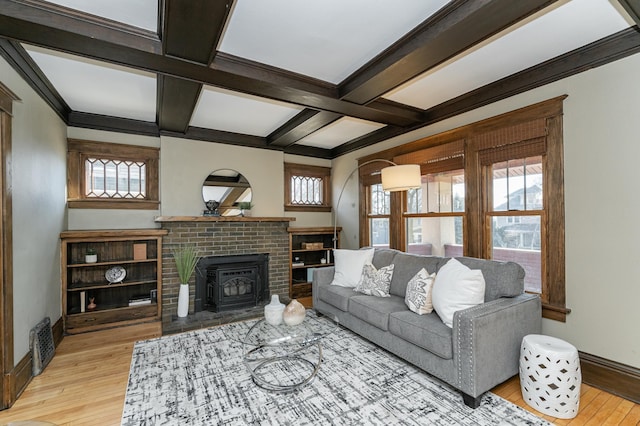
(288, 227, 340, 307)
(60, 229, 167, 334)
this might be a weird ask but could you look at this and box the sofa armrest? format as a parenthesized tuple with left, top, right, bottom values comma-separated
(312, 266, 335, 307)
(453, 293, 541, 397)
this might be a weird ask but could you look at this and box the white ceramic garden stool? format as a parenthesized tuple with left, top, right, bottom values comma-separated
(519, 334, 581, 419)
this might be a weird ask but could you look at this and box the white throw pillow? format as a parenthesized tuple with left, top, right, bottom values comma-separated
(330, 248, 375, 288)
(354, 263, 394, 297)
(405, 268, 436, 315)
(431, 258, 485, 327)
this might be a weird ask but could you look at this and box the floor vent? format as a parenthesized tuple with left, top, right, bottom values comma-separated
(29, 317, 55, 376)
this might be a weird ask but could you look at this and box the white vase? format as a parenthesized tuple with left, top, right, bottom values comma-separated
(177, 283, 189, 318)
(283, 299, 306, 326)
(264, 295, 285, 325)
(85, 254, 97, 263)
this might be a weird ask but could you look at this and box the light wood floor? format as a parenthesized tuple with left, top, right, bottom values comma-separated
(0, 322, 638, 426)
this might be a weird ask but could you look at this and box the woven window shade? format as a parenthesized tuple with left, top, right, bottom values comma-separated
(479, 137, 546, 165)
(473, 118, 547, 151)
(394, 140, 464, 175)
(358, 160, 389, 186)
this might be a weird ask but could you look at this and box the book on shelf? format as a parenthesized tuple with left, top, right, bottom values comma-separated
(292, 261, 305, 267)
(128, 296, 152, 306)
(80, 291, 86, 313)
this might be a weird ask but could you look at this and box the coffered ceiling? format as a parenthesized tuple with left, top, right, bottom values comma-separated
(1, 0, 639, 159)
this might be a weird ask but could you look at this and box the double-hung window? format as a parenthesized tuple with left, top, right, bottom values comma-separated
(358, 97, 567, 321)
(396, 141, 466, 257)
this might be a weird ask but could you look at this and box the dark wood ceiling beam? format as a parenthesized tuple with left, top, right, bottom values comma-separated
(0, 0, 160, 54)
(332, 27, 640, 157)
(267, 109, 341, 147)
(157, 0, 232, 133)
(617, 0, 640, 27)
(0, 38, 70, 121)
(212, 52, 337, 99)
(0, 13, 420, 127)
(339, 0, 557, 104)
(156, 76, 202, 132)
(163, 0, 232, 64)
(68, 111, 160, 136)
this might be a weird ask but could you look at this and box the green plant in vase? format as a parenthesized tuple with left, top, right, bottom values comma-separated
(85, 248, 98, 263)
(172, 245, 200, 317)
(237, 201, 254, 217)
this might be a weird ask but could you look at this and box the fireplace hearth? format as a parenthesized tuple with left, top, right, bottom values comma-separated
(195, 253, 269, 313)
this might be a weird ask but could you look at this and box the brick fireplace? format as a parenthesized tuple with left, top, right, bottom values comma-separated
(156, 216, 292, 333)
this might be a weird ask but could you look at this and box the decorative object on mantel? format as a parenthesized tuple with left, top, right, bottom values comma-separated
(283, 299, 306, 326)
(155, 216, 295, 223)
(171, 245, 201, 318)
(264, 294, 285, 325)
(85, 248, 97, 263)
(203, 199, 220, 217)
(238, 201, 253, 217)
(333, 159, 421, 248)
(87, 297, 96, 310)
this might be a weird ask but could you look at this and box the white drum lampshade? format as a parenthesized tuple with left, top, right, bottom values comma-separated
(381, 164, 421, 192)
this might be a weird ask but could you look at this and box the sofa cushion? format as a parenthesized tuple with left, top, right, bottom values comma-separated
(455, 257, 524, 302)
(354, 263, 394, 297)
(389, 311, 453, 359)
(348, 294, 407, 331)
(388, 252, 443, 297)
(371, 248, 400, 269)
(318, 284, 356, 312)
(330, 248, 375, 288)
(432, 258, 485, 328)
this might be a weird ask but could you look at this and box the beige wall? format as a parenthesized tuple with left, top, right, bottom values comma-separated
(333, 51, 640, 368)
(64, 131, 332, 229)
(1, 57, 67, 361)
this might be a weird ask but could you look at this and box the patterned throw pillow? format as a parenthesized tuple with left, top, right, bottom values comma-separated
(354, 263, 394, 297)
(405, 268, 437, 315)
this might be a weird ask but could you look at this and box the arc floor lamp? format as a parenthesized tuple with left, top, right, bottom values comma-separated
(333, 159, 421, 249)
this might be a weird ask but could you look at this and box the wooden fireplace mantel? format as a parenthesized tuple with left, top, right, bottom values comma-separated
(154, 216, 295, 223)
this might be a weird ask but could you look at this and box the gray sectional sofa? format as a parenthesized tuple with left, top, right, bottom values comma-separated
(312, 248, 541, 408)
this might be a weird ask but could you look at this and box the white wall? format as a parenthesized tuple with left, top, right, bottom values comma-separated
(333, 51, 640, 368)
(1, 57, 67, 361)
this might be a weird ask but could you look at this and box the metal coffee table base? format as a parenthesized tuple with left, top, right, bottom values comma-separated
(244, 343, 323, 393)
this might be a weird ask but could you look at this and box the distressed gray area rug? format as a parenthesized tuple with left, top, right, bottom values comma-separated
(122, 316, 549, 425)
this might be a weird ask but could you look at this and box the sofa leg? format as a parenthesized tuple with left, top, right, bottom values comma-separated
(462, 393, 482, 409)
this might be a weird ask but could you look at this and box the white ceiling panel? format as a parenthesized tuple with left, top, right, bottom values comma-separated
(190, 86, 304, 136)
(219, 0, 448, 84)
(45, 0, 158, 32)
(384, 0, 634, 110)
(24, 45, 157, 122)
(297, 117, 385, 149)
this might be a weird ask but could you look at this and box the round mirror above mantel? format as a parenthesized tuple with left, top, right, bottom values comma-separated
(202, 169, 252, 217)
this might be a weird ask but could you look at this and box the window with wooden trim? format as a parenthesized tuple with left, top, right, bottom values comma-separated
(405, 169, 465, 257)
(284, 163, 331, 212)
(485, 156, 544, 294)
(367, 183, 391, 248)
(358, 96, 567, 321)
(67, 139, 159, 209)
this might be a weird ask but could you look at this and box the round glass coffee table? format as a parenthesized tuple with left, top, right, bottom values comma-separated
(242, 311, 339, 393)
